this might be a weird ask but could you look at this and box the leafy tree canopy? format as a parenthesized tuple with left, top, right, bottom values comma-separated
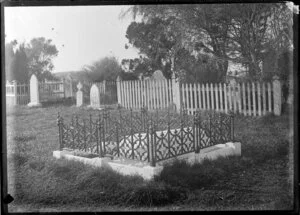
(25, 37, 58, 81)
(5, 37, 59, 82)
(122, 3, 293, 81)
(81, 56, 123, 82)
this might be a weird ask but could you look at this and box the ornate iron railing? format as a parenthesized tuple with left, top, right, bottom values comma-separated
(57, 108, 234, 166)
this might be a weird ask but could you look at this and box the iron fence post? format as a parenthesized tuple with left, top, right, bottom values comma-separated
(57, 112, 64, 150)
(209, 113, 212, 145)
(89, 114, 92, 148)
(167, 108, 171, 159)
(230, 112, 235, 142)
(219, 114, 223, 143)
(98, 112, 104, 158)
(96, 117, 99, 155)
(130, 108, 134, 160)
(149, 119, 156, 167)
(180, 110, 184, 154)
(194, 110, 200, 153)
(76, 115, 80, 148)
(116, 121, 120, 157)
(71, 116, 75, 150)
(83, 119, 87, 152)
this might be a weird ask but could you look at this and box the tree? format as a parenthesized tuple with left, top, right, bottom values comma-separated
(124, 17, 222, 81)
(5, 41, 17, 82)
(124, 18, 176, 79)
(25, 37, 58, 81)
(5, 41, 30, 83)
(122, 3, 293, 81)
(122, 5, 232, 81)
(81, 56, 122, 82)
(12, 44, 29, 82)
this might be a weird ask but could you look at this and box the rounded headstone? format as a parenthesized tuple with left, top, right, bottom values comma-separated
(90, 84, 101, 108)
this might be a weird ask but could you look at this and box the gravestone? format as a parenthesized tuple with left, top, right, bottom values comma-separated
(28, 74, 41, 107)
(90, 84, 101, 108)
(152, 70, 165, 80)
(76, 82, 83, 107)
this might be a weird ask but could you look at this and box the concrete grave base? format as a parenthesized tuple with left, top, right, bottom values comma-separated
(87, 105, 103, 110)
(53, 142, 241, 180)
(27, 102, 42, 107)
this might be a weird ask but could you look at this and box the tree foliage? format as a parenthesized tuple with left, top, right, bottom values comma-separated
(124, 17, 223, 82)
(122, 3, 293, 81)
(81, 56, 123, 82)
(5, 41, 30, 83)
(25, 37, 58, 81)
(5, 37, 59, 82)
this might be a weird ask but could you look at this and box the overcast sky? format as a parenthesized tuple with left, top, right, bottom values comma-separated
(5, 6, 140, 73)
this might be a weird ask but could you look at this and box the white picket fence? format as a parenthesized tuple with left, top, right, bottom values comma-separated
(117, 78, 173, 110)
(181, 81, 275, 116)
(115, 75, 282, 116)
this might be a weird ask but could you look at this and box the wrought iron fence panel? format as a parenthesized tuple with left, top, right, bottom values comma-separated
(221, 115, 231, 142)
(198, 120, 212, 149)
(132, 133, 149, 161)
(57, 108, 234, 166)
(181, 127, 195, 153)
(155, 130, 171, 161)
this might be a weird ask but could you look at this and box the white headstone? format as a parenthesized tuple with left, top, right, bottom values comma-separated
(28, 74, 41, 107)
(76, 82, 83, 107)
(152, 70, 165, 80)
(90, 84, 101, 108)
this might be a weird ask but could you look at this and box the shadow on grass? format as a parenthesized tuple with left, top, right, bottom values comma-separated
(41, 98, 75, 108)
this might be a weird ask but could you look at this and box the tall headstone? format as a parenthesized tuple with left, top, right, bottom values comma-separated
(28, 74, 41, 107)
(90, 84, 101, 108)
(76, 82, 83, 107)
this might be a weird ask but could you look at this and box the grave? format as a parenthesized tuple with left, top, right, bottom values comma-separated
(151, 70, 165, 80)
(28, 74, 42, 107)
(89, 84, 101, 109)
(76, 82, 83, 107)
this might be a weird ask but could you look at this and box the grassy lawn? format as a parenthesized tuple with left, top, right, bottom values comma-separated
(5, 102, 294, 212)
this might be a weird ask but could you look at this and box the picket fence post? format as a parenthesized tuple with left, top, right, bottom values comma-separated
(172, 73, 181, 112)
(273, 75, 282, 116)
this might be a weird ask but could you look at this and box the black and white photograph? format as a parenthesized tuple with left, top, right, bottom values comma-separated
(1, 1, 298, 212)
